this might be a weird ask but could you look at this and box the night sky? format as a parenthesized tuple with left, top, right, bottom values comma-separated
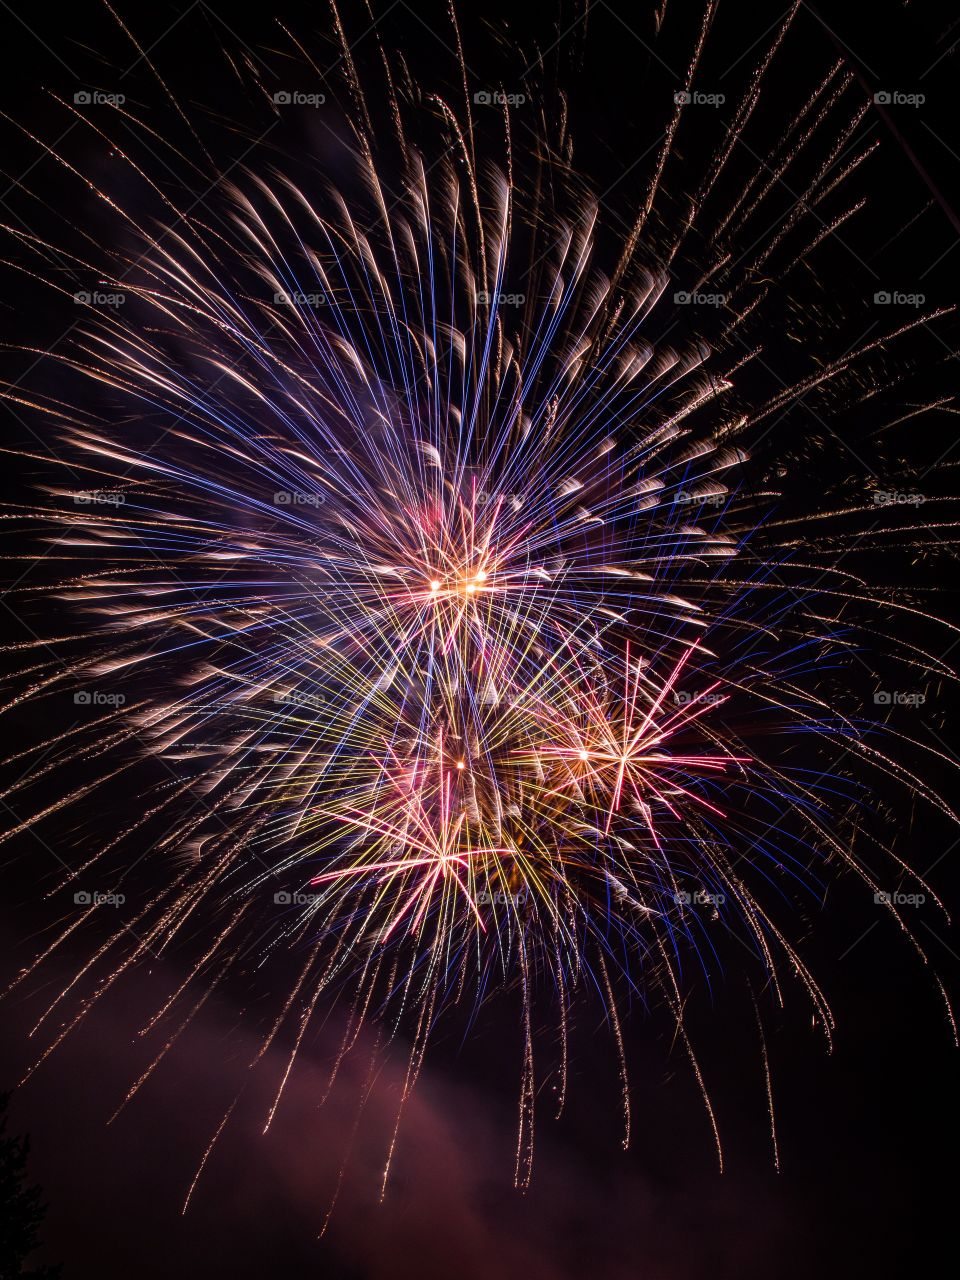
(1, 2, 959, 1277)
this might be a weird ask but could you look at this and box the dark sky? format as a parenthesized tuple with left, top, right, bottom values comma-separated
(1, 921, 957, 1280)
(1, 2, 959, 1277)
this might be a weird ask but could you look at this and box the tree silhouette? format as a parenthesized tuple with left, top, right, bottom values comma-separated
(0, 1093, 60, 1279)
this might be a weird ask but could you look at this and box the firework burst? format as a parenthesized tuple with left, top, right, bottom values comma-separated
(1, 1, 957, 1202)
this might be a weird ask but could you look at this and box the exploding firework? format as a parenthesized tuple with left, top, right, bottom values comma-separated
(1, 1, 956, 1200)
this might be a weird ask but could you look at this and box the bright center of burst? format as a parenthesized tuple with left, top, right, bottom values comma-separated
(428, 569, 488, 597)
